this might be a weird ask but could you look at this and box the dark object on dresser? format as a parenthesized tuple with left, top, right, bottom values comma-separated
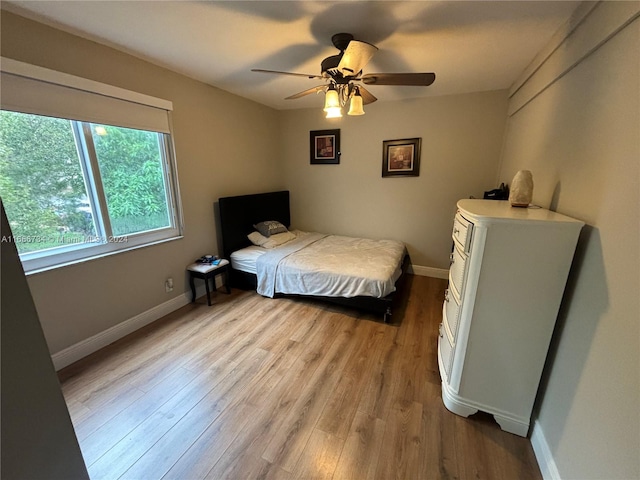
(483, 182, 509, 200)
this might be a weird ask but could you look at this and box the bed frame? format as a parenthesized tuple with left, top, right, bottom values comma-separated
(218, 190, 409, 323)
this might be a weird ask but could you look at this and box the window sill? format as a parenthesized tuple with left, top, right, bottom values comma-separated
(24, 235, 184, 276)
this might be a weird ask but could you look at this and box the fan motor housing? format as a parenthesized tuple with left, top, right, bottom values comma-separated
(331, 33, 354, 51)
(321, 55, 341, 73)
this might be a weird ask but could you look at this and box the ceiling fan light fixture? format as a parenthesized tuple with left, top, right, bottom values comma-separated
(323, 85, 340, 111)
(253, 33, 436, 115)
(347, 89, 365, 116)
(325, 106, 343, 118)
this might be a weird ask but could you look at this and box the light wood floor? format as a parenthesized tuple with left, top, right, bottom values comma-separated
(59, 275, 542, 480)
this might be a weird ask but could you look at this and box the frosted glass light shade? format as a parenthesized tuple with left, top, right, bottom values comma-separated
(325, 106, 342, 118)
(347, 94, 364, 115)
(323, 89, 340, 111)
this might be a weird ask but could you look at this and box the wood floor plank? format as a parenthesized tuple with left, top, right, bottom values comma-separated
(101, 291, 257, 393)
(454, 412, 502, 479)
(260, 315, 362, 471)
(287, 301, 328, 343)
(332, 410, 386, 480)
(316, 321, 388, 439)
(202, 317, 349, 479)
(73, 383, 145, 443)
(119, 348, 272, 480)
(419, 381, 460, 480)
(79, 367, 198, 466)
(356, 327, 400, 420)
(389, 276, 434, 413)
(65, 400, 92, 426)
(179, 293, 279, 373)
(374, 402, 424, 480)
(59, 275, 543, 480)
(210, 452, 294, 480)
(200, 368, 302, 478)
(161, 341, 300, 480)
(256, 300, 315, 352)
(160, 393, 259, 480)
(59, 303, 212, 396)
(86, 358, 241, 479)
(290, 428, 343, 480)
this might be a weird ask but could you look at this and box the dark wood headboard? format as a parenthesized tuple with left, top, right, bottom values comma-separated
(218, 190, 290, 259)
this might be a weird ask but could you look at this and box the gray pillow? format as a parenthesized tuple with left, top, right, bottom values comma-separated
(253, 220, 287, 237)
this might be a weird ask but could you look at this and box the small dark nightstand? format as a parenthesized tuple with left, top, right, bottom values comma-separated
(187, 259, 231, 306)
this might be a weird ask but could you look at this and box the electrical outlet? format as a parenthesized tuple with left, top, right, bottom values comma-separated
(165, 277, 173, 293)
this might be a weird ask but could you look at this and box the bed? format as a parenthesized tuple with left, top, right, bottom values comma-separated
(218, 190, 410, 322)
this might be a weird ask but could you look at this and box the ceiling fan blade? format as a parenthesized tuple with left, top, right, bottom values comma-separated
(361, 72, 436, 86)
(285, 85, 326, 100)
(358, 86, 377, 105)
(251, 68, 323, 79)
(337, 40, 378, 77)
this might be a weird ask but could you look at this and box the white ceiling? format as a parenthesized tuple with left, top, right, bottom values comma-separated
(3, 1, 582, 110)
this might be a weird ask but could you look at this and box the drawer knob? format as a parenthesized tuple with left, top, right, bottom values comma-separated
(453, 228, 460, 234)
(444, 289, 450, 302)
(439, 323, 443, 338)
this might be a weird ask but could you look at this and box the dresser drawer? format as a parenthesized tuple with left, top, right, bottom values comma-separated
(438, 322, 454, 381)
(452, 212, 473, 252)
(449, 242, 467, 297)
(443, 287, 461, 342)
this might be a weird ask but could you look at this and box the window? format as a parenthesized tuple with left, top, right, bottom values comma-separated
(0, 58, 182, 272)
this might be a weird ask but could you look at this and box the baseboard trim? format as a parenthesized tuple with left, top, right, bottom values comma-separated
(410, 265, 449, 279)
(51, 285, 206, 371)
(531, 420, 561, 480)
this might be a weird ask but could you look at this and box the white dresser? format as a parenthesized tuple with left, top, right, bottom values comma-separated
(438, 199, 584, 436)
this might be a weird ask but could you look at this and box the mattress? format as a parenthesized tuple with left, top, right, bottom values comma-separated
(230, 245, 266, 275)
(247, 232, 405, 299)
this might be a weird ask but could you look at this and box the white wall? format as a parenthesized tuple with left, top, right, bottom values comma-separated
(1, 11, 284, 356)
(280, 90, 509, 270)
(498, 3, 639, 478)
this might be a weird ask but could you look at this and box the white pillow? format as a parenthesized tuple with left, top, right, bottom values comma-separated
(248, 230, 296, 249)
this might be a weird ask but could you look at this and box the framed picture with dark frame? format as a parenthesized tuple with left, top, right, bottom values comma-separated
(310, 129, 340, 164)
(382, 137, 421, 177)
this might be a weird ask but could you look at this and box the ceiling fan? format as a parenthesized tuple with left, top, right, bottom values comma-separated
(252, 33, 436, 117)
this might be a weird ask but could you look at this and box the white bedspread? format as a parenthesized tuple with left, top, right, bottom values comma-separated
(256, 232, 405, 299)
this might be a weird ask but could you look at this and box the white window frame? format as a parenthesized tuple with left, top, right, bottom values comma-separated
(0, 58, 184, 273)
